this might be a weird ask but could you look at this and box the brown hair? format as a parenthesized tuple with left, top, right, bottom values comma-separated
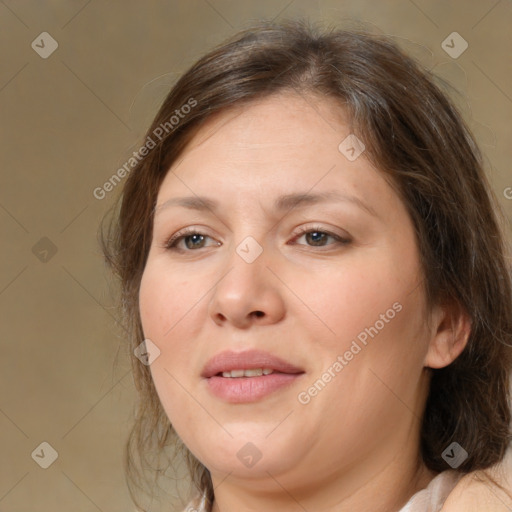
(100, 18, 512, 511)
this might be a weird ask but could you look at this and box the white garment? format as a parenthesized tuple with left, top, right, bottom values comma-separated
(181, 494, 207, 512)
(181, 470, 463, 512)
(398, 470, 463, 511)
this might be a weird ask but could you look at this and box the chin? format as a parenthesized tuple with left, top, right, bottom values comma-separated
(188, 433, 302, 478)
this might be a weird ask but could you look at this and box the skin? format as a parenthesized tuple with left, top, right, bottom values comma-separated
(443, 471, 512, 511)
(138, 92, 471, 512)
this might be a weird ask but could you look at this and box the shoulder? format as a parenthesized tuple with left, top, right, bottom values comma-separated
(441, 459, 512, 512)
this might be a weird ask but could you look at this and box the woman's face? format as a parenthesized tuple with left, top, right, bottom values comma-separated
(139, 92, 434, 491)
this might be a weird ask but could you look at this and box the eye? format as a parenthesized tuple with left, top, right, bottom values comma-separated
(163, 225, 351, 253)
(290, 225, 351, 248)
(164, 227, 220, 252)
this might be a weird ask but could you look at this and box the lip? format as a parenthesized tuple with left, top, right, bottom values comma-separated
(201, 349, 304, 378)
(201, 349, 305, 403)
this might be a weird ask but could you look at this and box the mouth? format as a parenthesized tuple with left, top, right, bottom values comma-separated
(201, 349, 305, 378)
(219, 368, 277, 378)
(201, 349, 305, 403)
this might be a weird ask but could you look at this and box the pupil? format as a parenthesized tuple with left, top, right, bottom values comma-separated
(308, 232, 325, 246)
(186, 234, 204, 249)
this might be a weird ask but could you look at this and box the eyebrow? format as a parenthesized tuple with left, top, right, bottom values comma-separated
(154, 191, 379, 218)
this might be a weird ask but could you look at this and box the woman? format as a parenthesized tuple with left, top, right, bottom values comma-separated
(101, 19, 512, 512)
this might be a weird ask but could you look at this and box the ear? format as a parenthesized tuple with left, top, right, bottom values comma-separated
(424, 300, 472, 369)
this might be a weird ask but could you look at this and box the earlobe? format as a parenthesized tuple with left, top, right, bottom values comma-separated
(424, 301, 472, 369)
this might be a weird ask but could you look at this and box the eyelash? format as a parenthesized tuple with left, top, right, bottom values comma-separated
(163, 225, 351, 252)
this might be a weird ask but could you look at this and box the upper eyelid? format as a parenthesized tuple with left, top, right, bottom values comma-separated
(168, 225, 344, 240)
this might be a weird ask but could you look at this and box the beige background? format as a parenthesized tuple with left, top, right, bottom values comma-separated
(1, 1, 511, 511)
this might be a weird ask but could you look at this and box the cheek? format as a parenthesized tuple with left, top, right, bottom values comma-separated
(298, 289, 427, 451)
(139, 268, 168, 338)
(138, 264, 196, 374)
(294, 249, 428, 405)
(138, 258, 222, 398)
(139, 262, 195, 340)
(139, 266, 203, 427)
(319, 284, 427, 420)
(295, 255, 416, 353)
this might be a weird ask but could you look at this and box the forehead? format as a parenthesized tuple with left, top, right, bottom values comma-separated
(154, 93, 402, 225)
(178, 92, 351, 158)
(161, 93, 366, 186)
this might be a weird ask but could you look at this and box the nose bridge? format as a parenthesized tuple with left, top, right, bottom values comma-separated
(220, 233, 269, 295)
(223, 204, 270, 271)
(235, 234, 266, 266)
(208, 230, 284, 326)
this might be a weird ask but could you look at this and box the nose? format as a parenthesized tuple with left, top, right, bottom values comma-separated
(208, 240, 286, 329)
